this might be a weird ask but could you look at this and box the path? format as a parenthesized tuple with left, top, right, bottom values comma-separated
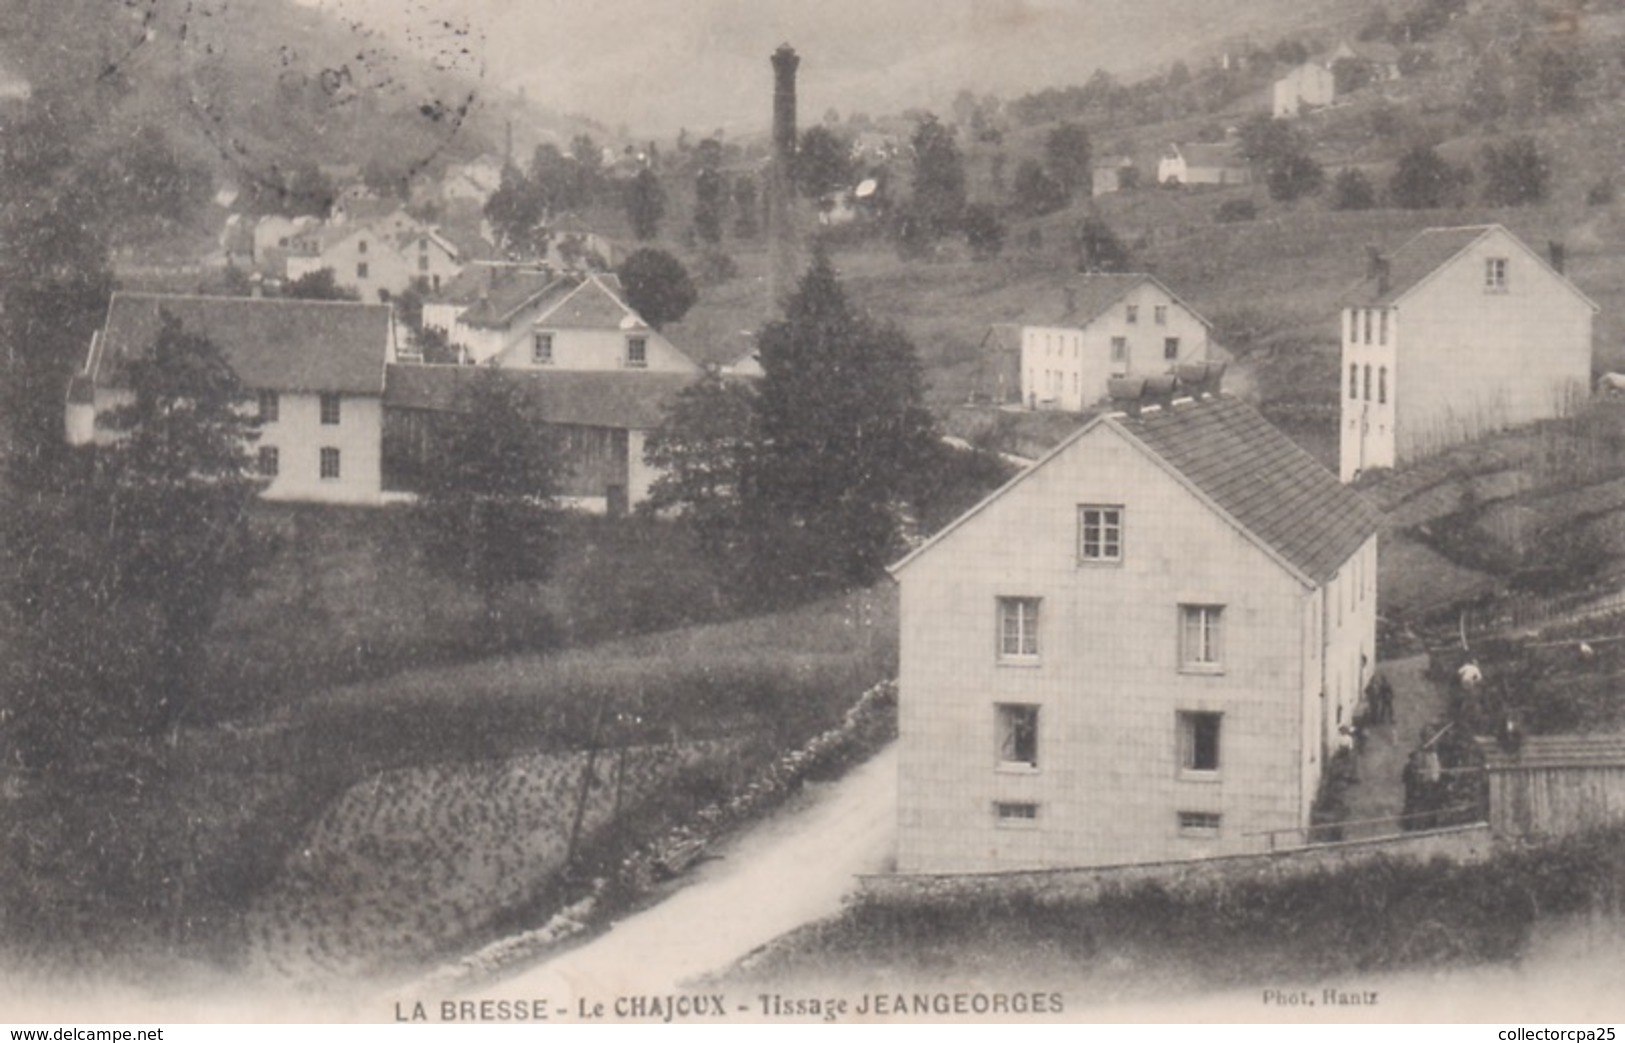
(470, 742, 898, 1001)
(1343, 653, 1444, 824)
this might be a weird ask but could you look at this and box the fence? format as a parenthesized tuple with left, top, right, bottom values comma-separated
(1243, 802, 1482, 852)
(1462, 585, 1625, 640)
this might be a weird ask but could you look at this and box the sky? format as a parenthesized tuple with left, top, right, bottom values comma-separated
(297, 0, 1323, 136)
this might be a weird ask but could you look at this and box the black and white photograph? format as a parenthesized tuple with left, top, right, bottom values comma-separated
(2, 0, 1624, 1028)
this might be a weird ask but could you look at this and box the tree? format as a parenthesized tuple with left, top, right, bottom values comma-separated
(284, 267, 361, 301)
(693, 165, 727, 246)
(88, 313, 269, 733)
(1012, 159, 1066, 217)
(624, 167, 666, 241)
(1266, 150, 1324, 202)
(617, 248, 698, 329)
(746, 253, 937, 593)
(642, 375, 761, 561)
(1388, 144, 1469, 209)
(1331, 168, 1377, 210)
(484, 164, 549, 257)
(1044, 122, 1093, 202)
(1075, 215, 1132, 272)
(732, 173, 759, 239)
(961, 203, 1007, 260)
(908, 114, 966, 240)
(1481, 137, 1548, 207)
(416, 365, 565, 639)
(795, 125, 854, 210)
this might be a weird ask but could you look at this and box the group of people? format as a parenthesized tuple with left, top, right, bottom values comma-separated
(1364, 671, 1396, 725)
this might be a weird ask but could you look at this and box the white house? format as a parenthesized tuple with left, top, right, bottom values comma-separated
(1339, 224, 1597, 482)
(1273, 61, 1336, 118)
(1158, 143, 1252, 186)
(67, 293, 396, 505)
(891, 391, 1381, 873)
(1015, 274, 1213, 413)
(426, 267, 698, 375)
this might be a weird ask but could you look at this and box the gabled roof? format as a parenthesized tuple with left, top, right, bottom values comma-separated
(91, 293, 391, 395)
(1345, 224, 1600, 310)
(891, 394, 1379, 586)
(384, 365, 695, 430)
(534, 273, 646, 330)
(1016, 273, 1213, 330)
(456, 270, 577, 329)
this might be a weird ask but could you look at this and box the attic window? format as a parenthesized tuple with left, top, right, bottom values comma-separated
(625, 335, 648, 368)
(1485, 257, 1508, 292)
(1126, 304, 1139, 324)
(358, 239, 368, 255)
(1154, 304, 1168, 325)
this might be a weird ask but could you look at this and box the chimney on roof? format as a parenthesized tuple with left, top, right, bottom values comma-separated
(1548, 239, 1566, 274)
(1365, 244, 1390, 294)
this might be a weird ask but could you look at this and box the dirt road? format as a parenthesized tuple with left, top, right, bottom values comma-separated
(470, 742, 898, 1002)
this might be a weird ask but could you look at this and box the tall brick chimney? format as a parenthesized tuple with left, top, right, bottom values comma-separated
(768, 44, 801, 309)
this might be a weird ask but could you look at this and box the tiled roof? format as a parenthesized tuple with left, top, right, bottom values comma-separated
(93, 293, 390, 395)
(1345, 225, 1492, 307)
(1477, 733, 1625, 771)
(456, 270, 577, 329)
(384, 365, 695, 430)
(1113, 395, 1380, 583)
(536, 274, 643, 329)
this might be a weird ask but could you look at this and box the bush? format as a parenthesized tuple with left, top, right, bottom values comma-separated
(1214, 198, 1258, 223)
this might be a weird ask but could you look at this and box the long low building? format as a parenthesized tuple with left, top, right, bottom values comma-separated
(381, 364, 698, 514)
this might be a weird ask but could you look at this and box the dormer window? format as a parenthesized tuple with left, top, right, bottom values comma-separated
(626, 335, 648, 368)
(1485, 257, 1508, 292)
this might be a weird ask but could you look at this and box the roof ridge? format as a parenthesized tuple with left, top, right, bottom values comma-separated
(109, 290, 389, 311)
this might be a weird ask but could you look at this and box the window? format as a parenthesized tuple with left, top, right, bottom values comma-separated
(258, 446, 279, 477)
(1178, 811, 1221, 835)
(1485, 257, 1508, 292)
(1378, 309, 1388, 346)
(319, 447, 340, 480)
(1177, 711, 1222, 774)
(1349, 363, 1358, 400)
(1363, 308, 1372, 345)
(357, 239, 368, 255)
(1164, 337, 1180, 361)
(1179, 604, 1223, 670)
(418, 237, 428, 253)
(995, 802, 1039, 828)
(1126, 304, 1139, 324)
(1154, 304, 1168, 325)
(625, 335, 648, 368)
(432, 274, 441, 291)
(257, 390, 279, 424)
(532, 332, 554, 365)
(1378, 366, 1387, 404)
(1110, 336, 1128, 364)
(320, 393, 342, 425)
(996, 703, 1039, 768)
(1363, 364, 1372, 401)
(419, 255, 430, 272)
(1077, 505, 1123, 563)
(997, 597, 1040, 659)
(356, 261, 369, 280)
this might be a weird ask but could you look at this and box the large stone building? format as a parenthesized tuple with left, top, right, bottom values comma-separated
(891, 392, 1380, 873)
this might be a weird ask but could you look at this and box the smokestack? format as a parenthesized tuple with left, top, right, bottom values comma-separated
(768, 44, 802, 310)
(1548, 239, 1566, 274)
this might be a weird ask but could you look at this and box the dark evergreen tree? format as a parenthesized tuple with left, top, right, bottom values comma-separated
(1331, 168, 1377, 211)
(1389, 144, 1469, 209)
(908, 114, 966, 240)
(1012, 159, 1067, 216)
(796, 125, 854, 211)
(962, 203, 1007, 260)
(617, 248, 698, 329)
(1043, 122, 1093, 202)
(746, 254, 937, 593)
(624, 167, 666, 241)
(1480, 137, 1549, 207)
(415, 365, 565, 641)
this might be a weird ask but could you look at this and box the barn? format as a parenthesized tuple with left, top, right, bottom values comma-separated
(1476, 734, 1625, 841)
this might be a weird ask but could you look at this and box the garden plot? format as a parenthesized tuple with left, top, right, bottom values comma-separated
(244, 739, 736, 981)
